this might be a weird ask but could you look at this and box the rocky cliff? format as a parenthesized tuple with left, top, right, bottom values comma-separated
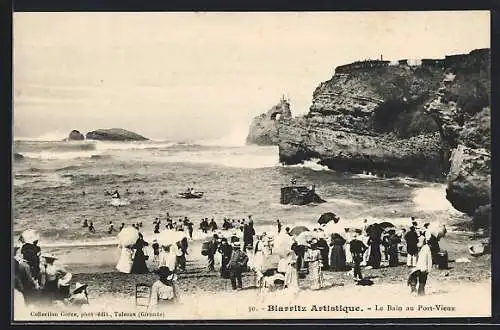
(85, 128, 148, 141)
(278, 49, 490, 219)
(424, 48, 491, 217)
(246, 97, 292, 145)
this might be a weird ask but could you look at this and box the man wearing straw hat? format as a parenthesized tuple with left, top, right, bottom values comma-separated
(227, 241, 248, 290)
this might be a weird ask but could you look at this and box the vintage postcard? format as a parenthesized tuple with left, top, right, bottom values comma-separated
(12, 11, 491, 321)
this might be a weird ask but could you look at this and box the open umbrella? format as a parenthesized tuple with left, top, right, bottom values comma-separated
(157, 230, 183, 247)
(117, 227, 139, 247)
(323, 221, 347, 238)
(295, 231, 318, 246)
(20, 229, 40, 244)
(289, 226, 309, 236)
(379, 221, 395, 229)
(318, 212, 340, 225)
(427, 223, 447, 239)
(273, 232, 294, 257)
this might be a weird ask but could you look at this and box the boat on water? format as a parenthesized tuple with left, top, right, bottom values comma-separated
(177, 191, 204, 199)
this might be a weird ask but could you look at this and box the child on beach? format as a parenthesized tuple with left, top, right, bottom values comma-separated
(305, 239, 324, 290)
(349, 231, 367, 281)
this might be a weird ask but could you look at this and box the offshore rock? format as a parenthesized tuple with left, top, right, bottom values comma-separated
(67, 130, 85, 141)
(85, 128, 148, 141)
(280, 185, 325, 205)
(246, 97, 292, 145)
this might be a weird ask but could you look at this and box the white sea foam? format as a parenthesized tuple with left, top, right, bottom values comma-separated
(412, 184, 460, 213)
(285, 158, 331, 171)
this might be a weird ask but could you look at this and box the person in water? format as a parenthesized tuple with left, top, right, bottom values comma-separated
(88, 222, 95, 233)
(111, 190, 120, 199)
(82, 219, 88, 228)
(276, 219, 282, 233)
(108, 221, 115, 235)
(119, 223, 125, 232)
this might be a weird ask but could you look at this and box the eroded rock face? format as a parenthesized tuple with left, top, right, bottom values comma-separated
(67, 130, 85, 141)
(85, 128, 148, 141)
(425, 48, 491, 216)
(278, 63, 445, 179)
(246, 97, 292, 145)
(277, 48, 490, 219)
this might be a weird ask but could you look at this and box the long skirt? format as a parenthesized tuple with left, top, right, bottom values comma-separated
(309, 260, 323, 290)
(284, 265, 299, 291)
(330, 245, 346, 271)
(116, 248, 134, 274)
(368, 243, 381, 268)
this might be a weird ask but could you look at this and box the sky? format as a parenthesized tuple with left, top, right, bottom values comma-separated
(13, 11, 490, 141)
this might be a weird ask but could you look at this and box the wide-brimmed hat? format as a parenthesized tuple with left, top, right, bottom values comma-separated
(73, 282, 88, 294)
(42, 253, 58, 261)
(156, 266, 176, 280)
(232, 241, 241, 248)
(20, 230, 40, 244)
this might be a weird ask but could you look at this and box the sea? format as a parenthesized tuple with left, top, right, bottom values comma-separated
(12, 132, 468, 269)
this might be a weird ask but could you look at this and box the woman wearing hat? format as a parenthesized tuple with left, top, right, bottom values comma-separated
(305, 239, 324, 290)
(67, 282, 89, 307)
(40, 253, 71, 303)
(148, 266, 177, 310)
(20, 230, 42, 285)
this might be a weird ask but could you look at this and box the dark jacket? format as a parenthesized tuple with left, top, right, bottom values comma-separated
(404, 230, 419, 255)
(227, 249, 248, 271)
(21, 243, 41, 280)
(14, 257, 37, 293)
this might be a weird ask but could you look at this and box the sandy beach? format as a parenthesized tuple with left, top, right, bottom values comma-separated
(15, 231, 491, 320)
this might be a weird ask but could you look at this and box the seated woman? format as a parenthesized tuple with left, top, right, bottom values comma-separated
(40, 253, 71, 304)
(66, 282, 89, 307)
(148, 266, 178, 311)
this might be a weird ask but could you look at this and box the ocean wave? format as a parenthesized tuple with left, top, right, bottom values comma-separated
(412, 184, 461, 213)
(144, 145, 280, 169)
(20, 150, 104, 161)
(325, 198, 363, 206)
(284, 159, 331, 172)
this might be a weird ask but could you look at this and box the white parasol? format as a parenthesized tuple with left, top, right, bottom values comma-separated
(322, 221, 347, 238)
(427, 223, 447, 239)
(117, 227, 139, 247)
(20, 229, 40, 244)
(294, 231, 318, 246)
(272, 232, 294, 257)
(157, 230, 184, 247)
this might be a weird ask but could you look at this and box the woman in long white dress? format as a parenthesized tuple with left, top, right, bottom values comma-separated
(116, 244, 135, 274)
(158, 245, 177, 271)
(284, 251, 299, 292)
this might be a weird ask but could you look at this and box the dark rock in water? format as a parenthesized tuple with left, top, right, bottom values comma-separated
(85, 128, 148, 141)
(67, 130, 85, 141)
(14, 152, 24, 160)
(280, 185, 325, 205)
(246, 96, 292, 145)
